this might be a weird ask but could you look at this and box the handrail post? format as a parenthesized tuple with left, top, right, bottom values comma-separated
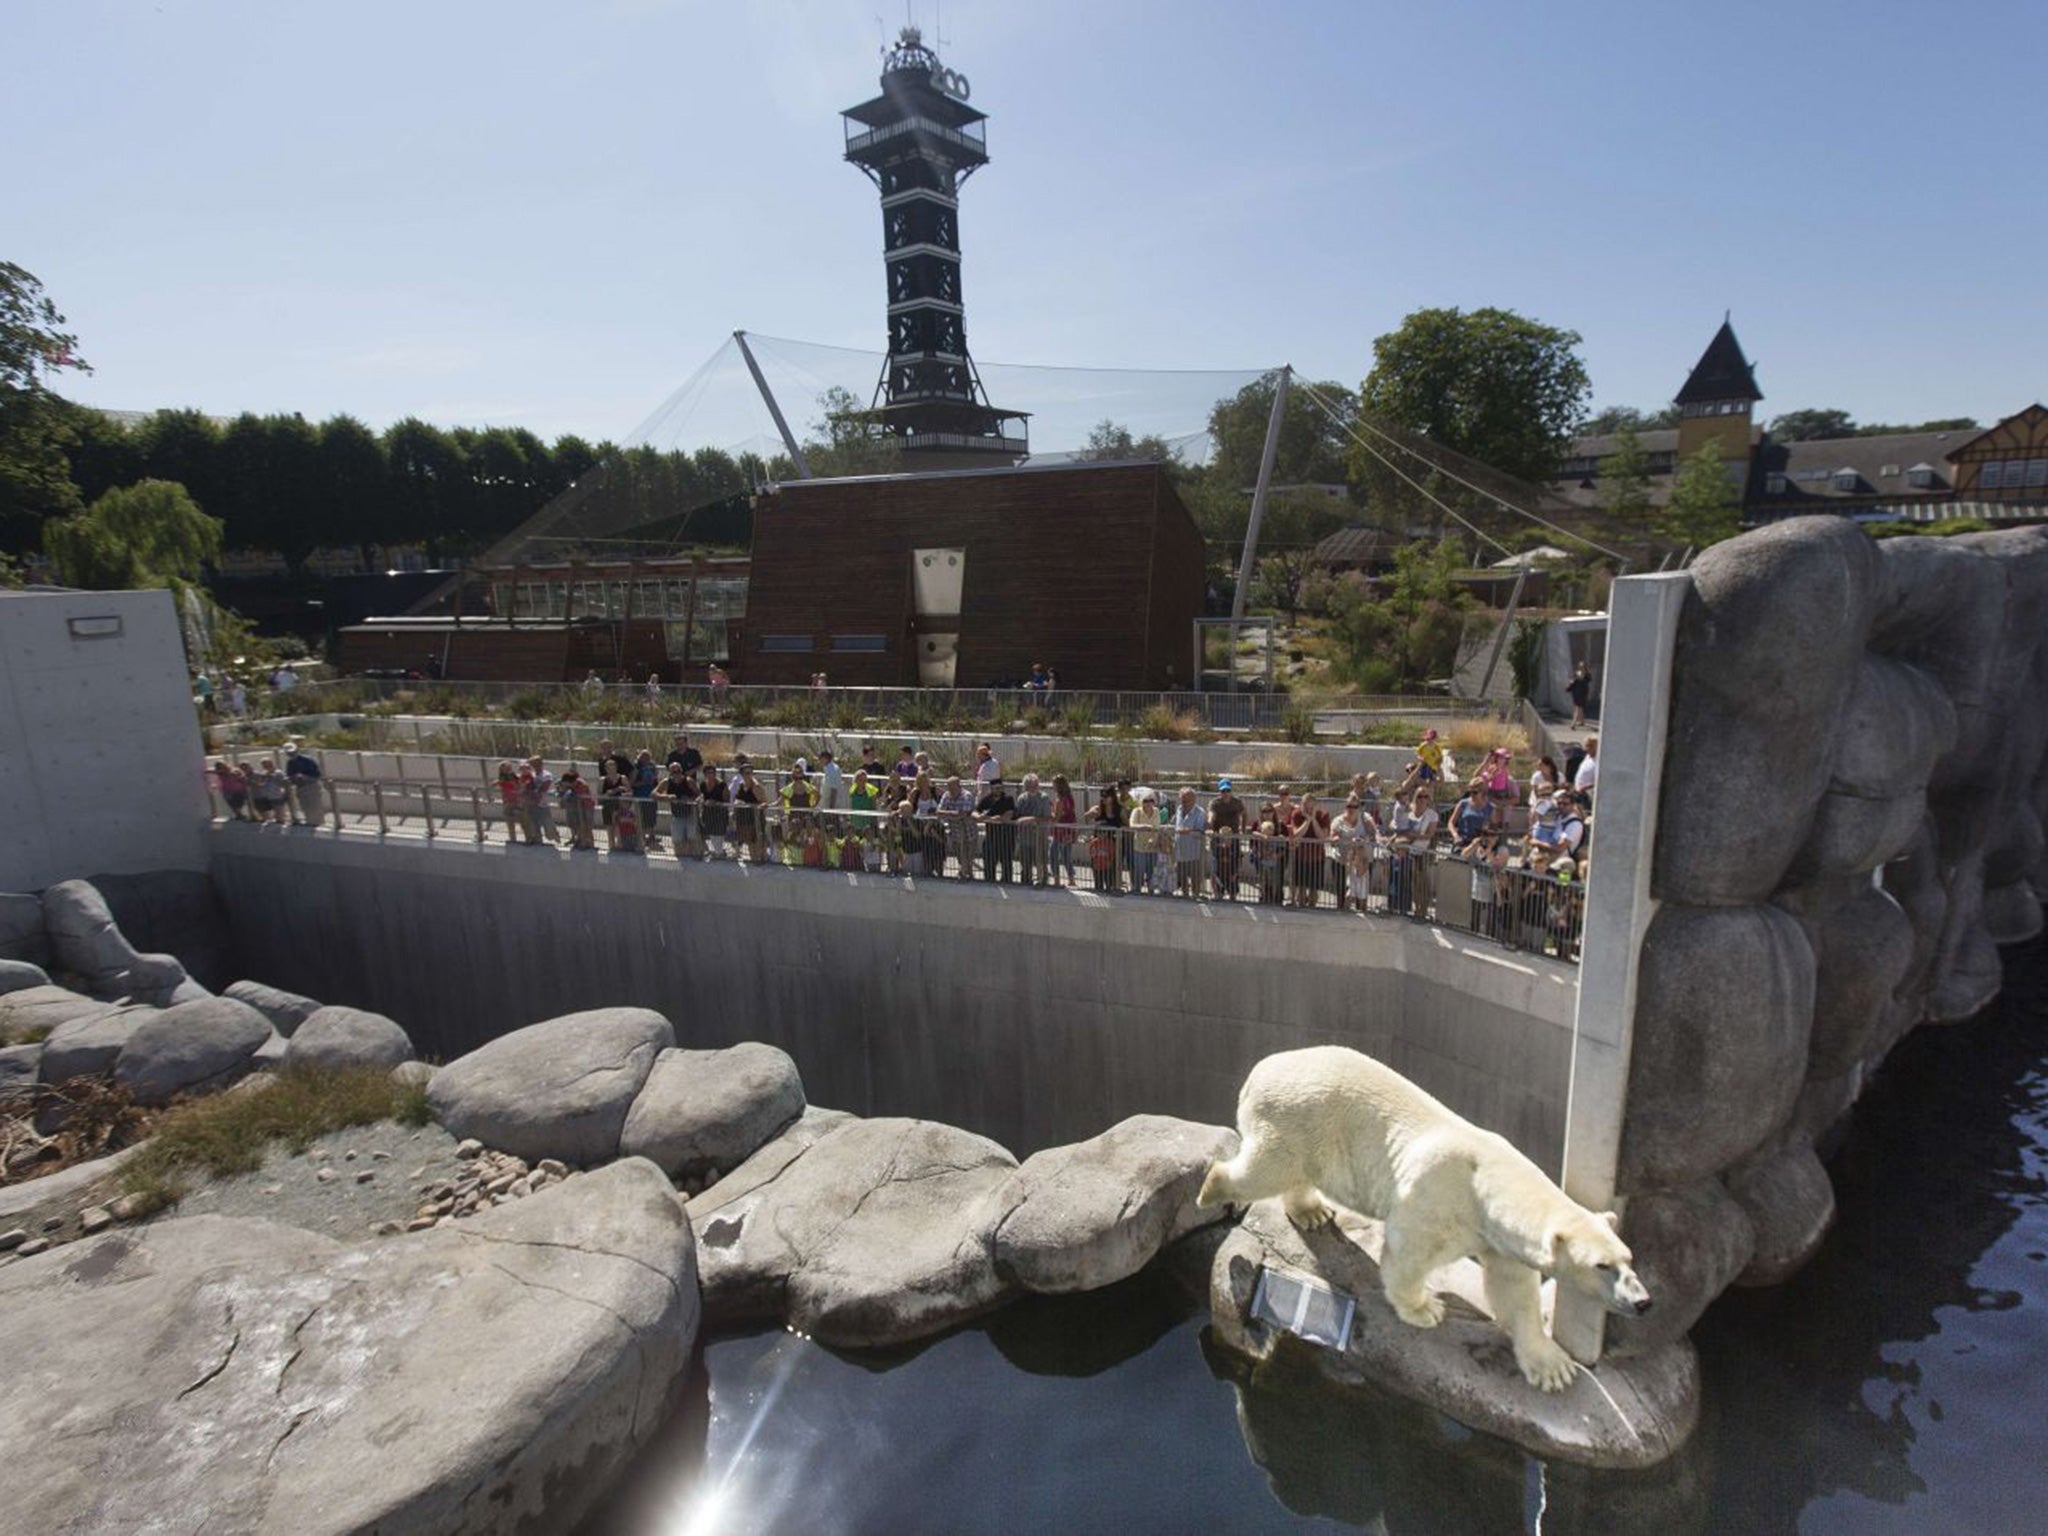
(372, 782, 389, 836)
(421, 786, 437, 839)
(470, 788, 485, 842)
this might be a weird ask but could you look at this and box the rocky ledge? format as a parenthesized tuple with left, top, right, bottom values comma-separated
(0, 1158, 698, 1535)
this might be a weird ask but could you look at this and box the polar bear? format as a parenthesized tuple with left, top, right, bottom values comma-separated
(1197, 1045, 1650, 1392)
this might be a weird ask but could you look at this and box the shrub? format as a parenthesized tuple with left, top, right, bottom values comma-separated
(1136, 703, 1199, 741)
(1507, 619, 1549, 702)
(1058, 697, 1098, 737)
(1281, 702, 1318, 744)
(727, 694, 760, 728)
(120, 1067, 424, 1207)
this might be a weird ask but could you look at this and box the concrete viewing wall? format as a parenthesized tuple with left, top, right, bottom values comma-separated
(1598, 518, 2048, 1362)
(0, 589, 210, 891)
(207, 827, 1579, 1161)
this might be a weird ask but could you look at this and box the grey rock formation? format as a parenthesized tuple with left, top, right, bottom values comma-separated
(87, 869, 235, 992)
(223, 979, 324, 1037)
(285, 1006, 415, 1073)
(1797, 884, 1914, 1077)
(0, 892, 49, 968)
(426, 1006, 674, 1165)
(0, 1159, 697, 1535)
(979, 1114, 1237, 1293)
(1602, 1180, 1755, 1358)
(112, 996, 272, 1105)
(1208, 1199, 1698, 1470)
(1, 983, 121, 1047)
(391, 1059, 436, 1091)
(39, 879, 191, 1006)
(1618, 902, 1815, 1192)
(0, 958, 51, 998)
(619, 1043, 806, 1182)
(253, 1028, 290, 1066)
(692, 1115, 1018, 1347)
(36, 1001, 158, 1083)
(1726, 1142, 1836, 1286)
(0, 1042, 41, 1101)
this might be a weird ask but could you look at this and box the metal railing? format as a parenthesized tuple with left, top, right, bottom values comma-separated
(207, 773, 1585, 964)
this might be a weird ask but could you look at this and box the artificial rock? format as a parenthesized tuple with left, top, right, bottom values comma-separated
(284, 1005, 415, 1074)
(618, 1042, 806, 1182)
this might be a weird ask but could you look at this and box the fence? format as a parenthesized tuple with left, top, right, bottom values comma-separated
(209, 775, 1586, 965)
(221, 678, 1494, 736)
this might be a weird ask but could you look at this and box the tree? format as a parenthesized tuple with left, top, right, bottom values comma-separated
(318, 414, 390, 557)
(1662, 442, 1741, 550)
(1768, 408, 1855, 442)
(43, 478, 222, 590)
(1583, 404, 1678, 434)
(1207, 375, 1357, 490)
(1600, 426, 1655, 531)
(0, 262, 93, 547)
(1327, 537, 1471, 691)
(799, 385, 900, 476)
(1858, 416, 1977, 437)
(1077, 418, 1179, 465)
(1356, 307, 1592, 497)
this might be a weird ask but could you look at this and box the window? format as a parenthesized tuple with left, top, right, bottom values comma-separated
(758, 634, 812, 653)
(1832, 469, 1859, 492)
(1981, 461, 2004, 489)
(831, 634, 888, 653)
(2028, 459, 2048, 488)
(1906, 465, 1935, 490)
(1766, 472, 1788, 494)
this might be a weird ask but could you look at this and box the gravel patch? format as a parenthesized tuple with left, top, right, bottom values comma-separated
(156, 1120, 468, 1238)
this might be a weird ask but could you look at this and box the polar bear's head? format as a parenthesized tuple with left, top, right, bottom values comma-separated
(1553, 1210, 1652, 1316)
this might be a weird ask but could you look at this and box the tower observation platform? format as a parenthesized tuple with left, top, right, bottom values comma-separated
(843, 27, 1028, 466)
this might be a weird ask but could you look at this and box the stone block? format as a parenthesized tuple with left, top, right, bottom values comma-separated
(223, 979, 324, 1037)
(1618, 903, 1814, 1193)
(1603, 1179, 1755, 1359)
(427, 1006, 673, 1165)
(618, 1043, 805, 1183)
(112, 995, 272, 1105)
(284, 1005, 416, 1073)
(1726, 1142, 1835, 1286)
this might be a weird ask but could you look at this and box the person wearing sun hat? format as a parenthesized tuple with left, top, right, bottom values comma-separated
(282, 740, 324, 827)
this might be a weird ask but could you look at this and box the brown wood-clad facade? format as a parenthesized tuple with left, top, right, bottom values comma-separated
(741, 461, 1205, 689)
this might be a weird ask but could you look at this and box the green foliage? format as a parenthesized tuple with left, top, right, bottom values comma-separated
(1599, 426, 1654, 531)
(790, 385, 901, 477)
(1583, 404, 1678, 433)
(43, 478, 222, 590)
(1077, 418, 1181, 467)
(1207, 375, 1358, 491)
(0, 262, 92, 547)
(1866, 517, 1993, 540)
(1769, 408, 1981, 442)
(1507, 618, 1549, 701)
(1356, 307, 1592, 499)
(1662, 442, 1743, 550)
(1281, 702, 1319, 744)
(120, 1068, 423, 1201)
(1326, 537, 1472, 691)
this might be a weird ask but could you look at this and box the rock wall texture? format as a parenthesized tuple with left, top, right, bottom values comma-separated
(1614, 519, 2048, 1346)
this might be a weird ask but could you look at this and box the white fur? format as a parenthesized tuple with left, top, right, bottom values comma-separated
(1198, 1045, 1650, 1392)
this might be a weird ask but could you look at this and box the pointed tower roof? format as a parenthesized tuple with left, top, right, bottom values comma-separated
(1674, 319, 1763, 406)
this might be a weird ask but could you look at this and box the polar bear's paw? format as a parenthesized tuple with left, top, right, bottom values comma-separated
(1515, 1336, 1579, 1393)
(1282, 1188, 1338, 1230)
(1391, 1290, 1446, 1329)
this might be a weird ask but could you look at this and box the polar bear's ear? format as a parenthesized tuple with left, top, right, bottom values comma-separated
(1598, 1210, 1621, 1232)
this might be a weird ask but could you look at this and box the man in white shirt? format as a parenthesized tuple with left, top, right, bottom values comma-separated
(973, 742, 1001, 787)
(818, 750, 846, 812)
(1574, 736, 1599, 801)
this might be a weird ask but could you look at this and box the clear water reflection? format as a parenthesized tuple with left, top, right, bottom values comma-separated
(587, 937, 2047, 1535)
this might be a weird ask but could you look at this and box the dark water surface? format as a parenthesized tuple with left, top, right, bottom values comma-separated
(592, 938, 2048, 1535)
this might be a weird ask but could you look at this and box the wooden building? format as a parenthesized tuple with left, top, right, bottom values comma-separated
(741, 460, 1204, 689)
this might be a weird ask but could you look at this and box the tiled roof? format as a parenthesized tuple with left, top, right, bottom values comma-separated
(1674, 321, 1763, 405)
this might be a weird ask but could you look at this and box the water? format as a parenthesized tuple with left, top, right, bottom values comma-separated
(591, 938, 2048, 1535)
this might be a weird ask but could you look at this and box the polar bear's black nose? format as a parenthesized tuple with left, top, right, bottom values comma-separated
(1634, 1297, 1653, 1315)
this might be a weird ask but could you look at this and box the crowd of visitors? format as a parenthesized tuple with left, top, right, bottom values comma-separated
(210, 728, 1595, 961)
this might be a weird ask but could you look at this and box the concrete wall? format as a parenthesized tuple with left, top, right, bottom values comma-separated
(208, 827, 1579, 1162)
(0, 590, 210, 890)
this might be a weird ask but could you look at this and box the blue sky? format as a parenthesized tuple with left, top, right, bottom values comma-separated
(8, 0, 2042, 450)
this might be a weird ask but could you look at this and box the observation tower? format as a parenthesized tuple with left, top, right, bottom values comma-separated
(842, 27, 1028, 465)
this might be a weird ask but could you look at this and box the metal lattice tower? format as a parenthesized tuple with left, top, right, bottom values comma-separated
(842, 27, 1028, 465)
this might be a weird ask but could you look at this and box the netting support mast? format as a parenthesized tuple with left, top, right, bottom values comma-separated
(734, 330, 812, 480)
(1231, 364, 1291, 622)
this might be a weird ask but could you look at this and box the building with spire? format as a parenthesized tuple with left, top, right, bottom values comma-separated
(1554, 317, 2046, 528)
(842, 27, 1027, 467)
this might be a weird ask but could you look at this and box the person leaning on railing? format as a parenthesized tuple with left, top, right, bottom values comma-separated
(938, 776, 976, 879)
(1014, 773, 1052, 888)
(1207, 778, 1244, 899)
(1048, 774, 1079, 889)
(1083, 785, 1123, 894)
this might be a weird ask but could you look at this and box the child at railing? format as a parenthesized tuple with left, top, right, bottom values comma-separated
(212, 760, 252, 821)
(698, 765, 730, 860)
(496, 761, 528, 844)
(560, 769, 597, 851)
(1050, 774, 1078, 888)
(613, 796, 644, 855)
